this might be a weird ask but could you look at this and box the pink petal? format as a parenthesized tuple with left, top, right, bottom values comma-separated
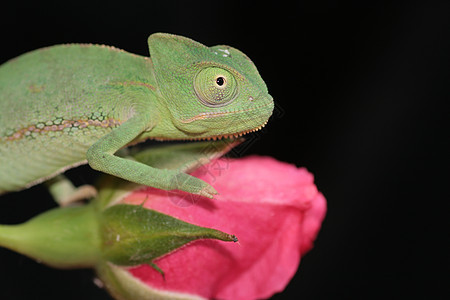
(124, 156, 327, 300)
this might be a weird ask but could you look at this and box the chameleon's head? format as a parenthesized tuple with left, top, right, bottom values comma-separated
(148, 33, 274, 140)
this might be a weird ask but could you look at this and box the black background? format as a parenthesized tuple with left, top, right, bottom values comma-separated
(0, 1, 448, 299)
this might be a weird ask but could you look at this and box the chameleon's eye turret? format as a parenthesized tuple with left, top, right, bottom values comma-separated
(194, 67, 238, 107)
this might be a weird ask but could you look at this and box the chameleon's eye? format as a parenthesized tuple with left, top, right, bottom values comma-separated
(194, 67, 238, 107)
(216, 76, 225, 86)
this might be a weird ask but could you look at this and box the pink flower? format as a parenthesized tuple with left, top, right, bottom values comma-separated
(120, 156, 327, 300)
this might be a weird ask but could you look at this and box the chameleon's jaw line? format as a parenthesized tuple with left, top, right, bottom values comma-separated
(199, 119, 269, 141)
(150, 119, 268, 142)
(179, 101, 273, 124)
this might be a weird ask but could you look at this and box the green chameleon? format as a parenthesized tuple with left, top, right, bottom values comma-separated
(0, 33, 273, 205)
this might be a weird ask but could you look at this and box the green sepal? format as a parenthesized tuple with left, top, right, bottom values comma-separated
(101, 204, 236, 266)
(148, 262, 165, 279)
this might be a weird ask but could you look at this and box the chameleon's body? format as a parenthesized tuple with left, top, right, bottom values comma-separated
(0, 33, 273, 199)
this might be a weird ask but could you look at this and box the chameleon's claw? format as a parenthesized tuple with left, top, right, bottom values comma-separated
(198, 185, 218, 199)
(46, 175, 98, 206)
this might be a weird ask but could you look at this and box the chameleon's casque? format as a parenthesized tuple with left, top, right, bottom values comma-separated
(0, 33, 273, 200)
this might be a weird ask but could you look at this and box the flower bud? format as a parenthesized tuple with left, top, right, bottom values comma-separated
(96, 156, 327, 300)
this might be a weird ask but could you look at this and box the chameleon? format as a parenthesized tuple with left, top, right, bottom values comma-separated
(0, 33, 273, 204)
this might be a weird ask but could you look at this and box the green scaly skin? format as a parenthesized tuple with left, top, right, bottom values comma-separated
(0, 33, 273, 198)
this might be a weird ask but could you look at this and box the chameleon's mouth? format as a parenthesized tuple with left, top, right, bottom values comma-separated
(179, 101, 273, 124)
(197, 119, 268, 141)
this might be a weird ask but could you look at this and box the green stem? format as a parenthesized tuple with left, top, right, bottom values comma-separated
(0, 204, 101, 269)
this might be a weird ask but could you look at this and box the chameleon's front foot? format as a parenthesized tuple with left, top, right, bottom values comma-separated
(198, 185, 218, 199)
(87, 148, 218, 199)
(185, 179, 218, 199)
(168, 171, 217, 199)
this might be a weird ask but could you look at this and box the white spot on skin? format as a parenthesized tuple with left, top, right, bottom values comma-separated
(217, 48, 231, 57)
